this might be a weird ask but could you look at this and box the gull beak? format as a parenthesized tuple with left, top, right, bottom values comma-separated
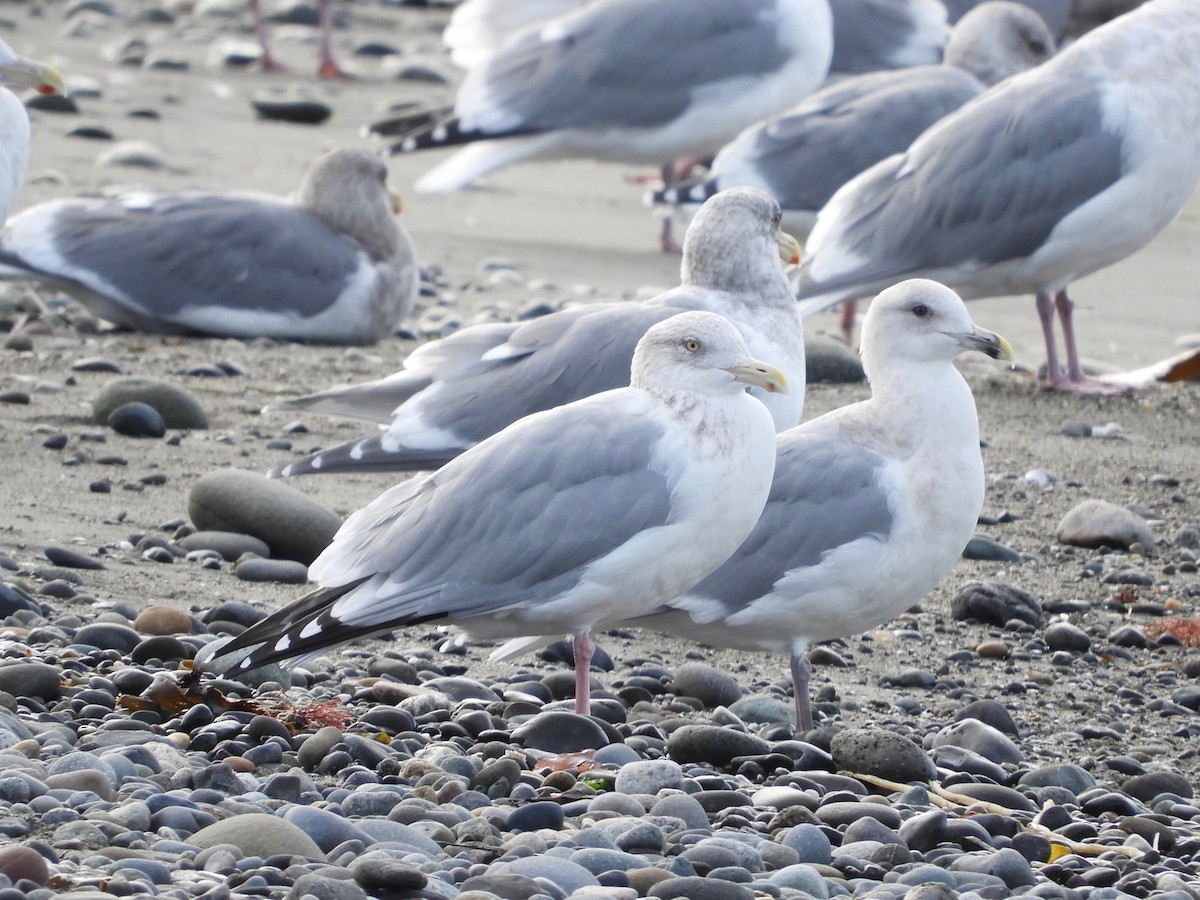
(0, 57, 65, 95)
(388, 187, 404, 215)
(727, 357, 789, 394)
(777, 231, 802, 267)
(952, 327, 1014, 362)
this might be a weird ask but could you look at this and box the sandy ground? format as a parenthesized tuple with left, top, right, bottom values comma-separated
(1, 1, 1200, 774)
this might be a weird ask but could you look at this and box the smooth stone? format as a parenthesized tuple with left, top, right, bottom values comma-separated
(955, 699, 1018, 736)
(0, 845, 49, 885)
(1121, 770, 1193, 801)
(92, 378, 207, 429)
(492, 856, 600, 894)
(189, 469, 341, 564)
(95, 139, 166, 169)
(830, 728, 935, 783)
(45, 769, 115, 801)
(1057, 500, 1157, 550)
(1044, 621, 1090, 652)
(251, 96, 333, 124)
(73, 623, 141, 653)
(43, 546, 105, 570)
(805, 332, 865, 383)
(947, 783, 1037, 812)
(233, 557, 310, 584)
(671, 662, 745, 708)
(0, 662, 61, 701)
(1018, 764, 1095, 795)
(190, 812, 322, 858)
(648, 875, 754, 899)
(815, 801, 902, 829)
(930, 719, 1022, 765)
(348, 856, 427, 890)
(951, 582, 1042, 627)
(511, 711, 612, 752)
(107, 402, 166, 438)
(948, 847, 1036, 888)
(963, 535, 1022, 562)
(177, 531, 271, 561)
(614, 759, 683, 795)
(930, 745, 1007, 782)
(290, 873, 369, 900)
(132, 605, 193, 635)
(665, 725, 770, 766)
(281, 806, 373, 853)
(648, 793, 709, 830)
(507, 800, 565, 832)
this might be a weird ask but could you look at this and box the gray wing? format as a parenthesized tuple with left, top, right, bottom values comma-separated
(461, 0, 793, 133)
(718, 66, 980, 214)
(0, 194, 365, 326)
(681, 427, 893, 617)
(829, 0, 946, 74)
(797, 75, 1125, 296)
(222, 398, 676, 667)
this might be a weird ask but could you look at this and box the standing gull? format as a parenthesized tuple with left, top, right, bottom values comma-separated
(625, 280, 1012, 730)
(203, 312, 785, 714)
(651, 2, 1055, 241)
(0, 39, 64, 224)
(0, 148, 418, 345)
(267, 188, 805, 477)
(391, 0, 832, 247)
(793, 0, 1200, 392)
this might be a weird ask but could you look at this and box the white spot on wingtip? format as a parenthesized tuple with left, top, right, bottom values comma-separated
(299, 620, 323, 639)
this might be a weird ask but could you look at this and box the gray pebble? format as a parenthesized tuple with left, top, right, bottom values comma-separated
(951, 581, 1042, 627)
(190, 812, 323, 857)
(92, 378, 207, 429)
(1057, 499, 1157, 551)
(931, 718, 1022, 765)
(614, 759, 683, 795)
(665, 725, 769, 765)
(189, 469, 341, 563)
(1044, 621, 1091, 652)
(233, 557, 309, 584)
(107, 402, 166, 438)
(177, 530, 270, 561)
(671, 662, 745, 708)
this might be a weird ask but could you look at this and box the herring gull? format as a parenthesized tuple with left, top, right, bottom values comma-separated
(651, 2, 1054, 241)
(626, 280, 1012, 730)
(0, 39, 64, 224)
(267, 187, 805, 477)
(793, 0, 1200, 393)
(390, 0, 832, 250)
(0, 148, 417, 345)
(202, 311, 785, 714)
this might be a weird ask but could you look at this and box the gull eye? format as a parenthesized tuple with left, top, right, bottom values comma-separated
(911, 304, 930, 318)
(683, 338, 702, 353)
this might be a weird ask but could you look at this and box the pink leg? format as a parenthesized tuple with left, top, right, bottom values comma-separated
(1036, 290, 1064, 386)
(790, 649, 813, 733)
(573, 631, 595, 715)
(658, 164, 683, 254)
(1042, 289, 1132, 395)
(316, 0, 349, 79)
(248, 0, 289, 72)
(839, 299, 858, 345)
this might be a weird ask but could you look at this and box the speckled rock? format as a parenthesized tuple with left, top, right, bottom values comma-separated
(831, 728, 936, 783)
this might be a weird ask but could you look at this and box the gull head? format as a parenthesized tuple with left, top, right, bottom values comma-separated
(632, 310, 788, 398)
(0, 39, 64, 96)
(681, 187, 800, 292)
(861, 279, 1013, 373)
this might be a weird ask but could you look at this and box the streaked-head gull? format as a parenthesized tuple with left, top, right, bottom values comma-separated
(0, 148, 418, 345)
(391, 0, 833, 249)
(622, 280, 1012, 731)
(0, 39, 64, 224)
(794, 0, 1200, 393)
(266, 187, 805, 477)
(650, 2, 1054, 241)
(202, 310, 786, 714)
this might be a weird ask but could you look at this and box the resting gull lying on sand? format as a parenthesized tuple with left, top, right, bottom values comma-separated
(203, 311, 785, 714)
(793, 0, 1200, 393)
(0, 148, 418, 345)
(267, 187, 805, 477)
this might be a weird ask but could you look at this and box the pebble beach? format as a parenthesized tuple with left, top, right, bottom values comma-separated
(0, 1, 1199, 900)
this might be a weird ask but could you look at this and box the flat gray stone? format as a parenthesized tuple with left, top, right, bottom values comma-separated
(1057, 499, 1156, 551)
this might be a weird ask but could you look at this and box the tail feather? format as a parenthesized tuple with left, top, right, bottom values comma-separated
(410, 134, 561, 194)
(362, 102, 452, 139)
(204, 578, 450, 673)
(387, 117, 537, 156)
(644, 178, 720, 209)
(269, 432, 464, 479)
(264, 375, 429, 426)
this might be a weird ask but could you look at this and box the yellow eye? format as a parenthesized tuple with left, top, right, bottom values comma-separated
(683, 338, 701, 353)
